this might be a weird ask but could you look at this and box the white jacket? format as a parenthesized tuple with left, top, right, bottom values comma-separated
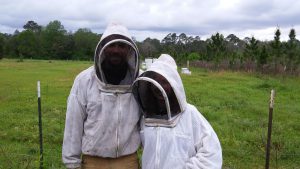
(62, 23, 141, 168)
(136, 54, 222, 169)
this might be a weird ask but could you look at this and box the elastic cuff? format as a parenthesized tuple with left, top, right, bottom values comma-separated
(65, 163, 81, 169)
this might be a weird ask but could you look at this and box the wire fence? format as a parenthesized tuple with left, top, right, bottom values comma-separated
(1, 142, 300, 168)
(1, 112, 299, 168)
(0, 83, 299, 169)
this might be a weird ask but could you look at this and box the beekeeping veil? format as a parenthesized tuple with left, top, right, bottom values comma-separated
(132, 54, 187, 127)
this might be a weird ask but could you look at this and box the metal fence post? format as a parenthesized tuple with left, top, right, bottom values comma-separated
(37, 81, 43, 169)
(265, 89, 275, 169)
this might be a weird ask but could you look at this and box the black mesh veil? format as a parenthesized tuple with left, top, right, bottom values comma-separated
(132, 71, 181, 120)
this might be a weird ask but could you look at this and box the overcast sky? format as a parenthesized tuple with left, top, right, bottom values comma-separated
(1, 0, 300, 41)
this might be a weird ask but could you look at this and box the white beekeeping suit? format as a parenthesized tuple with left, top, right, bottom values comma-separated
(62, 23, 141, 169)
(132, 54, 222, 169)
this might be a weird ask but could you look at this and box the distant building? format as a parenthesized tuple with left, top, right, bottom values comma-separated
(181, 67, 191, 75)
(144, 58, 157, 70)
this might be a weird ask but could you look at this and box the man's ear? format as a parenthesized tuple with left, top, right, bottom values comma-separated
(126, 47, 133, 58)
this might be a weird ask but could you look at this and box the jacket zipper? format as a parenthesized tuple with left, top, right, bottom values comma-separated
(155, 127, 160, 169)
(116, 93, 120, 157)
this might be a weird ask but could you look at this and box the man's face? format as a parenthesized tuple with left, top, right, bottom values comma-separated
(103, 42, 130, 65)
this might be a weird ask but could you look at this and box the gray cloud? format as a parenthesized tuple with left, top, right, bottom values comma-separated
(0, 0, 299, 41)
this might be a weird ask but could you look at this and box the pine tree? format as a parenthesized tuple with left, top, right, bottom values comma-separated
(271, 28, 282, 71)
(258, 45, 268, 70)
(286, 28, 297, 72)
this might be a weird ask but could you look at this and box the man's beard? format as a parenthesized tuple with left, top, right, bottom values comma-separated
(101, 58, 128, 85)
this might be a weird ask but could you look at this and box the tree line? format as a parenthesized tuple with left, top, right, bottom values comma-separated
(138, 29, 300, 74)
(0, 20, 99, 61)
(1, 20, 300, 74)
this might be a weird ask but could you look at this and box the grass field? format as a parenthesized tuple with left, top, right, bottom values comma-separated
(0, 59, 299, 169)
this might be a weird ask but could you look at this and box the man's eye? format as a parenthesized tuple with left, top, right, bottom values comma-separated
(111, 42, 127, 48)
(118, 43, 126, 47)
(107, 42, 127, 48)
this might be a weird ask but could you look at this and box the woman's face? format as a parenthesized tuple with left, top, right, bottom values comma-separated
(134, 72, 180, 119)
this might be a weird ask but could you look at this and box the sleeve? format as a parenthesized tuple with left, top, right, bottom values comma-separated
(139, 116, 145, 149)
(62, 76, 87, 168)
(185, 106, 223, 169)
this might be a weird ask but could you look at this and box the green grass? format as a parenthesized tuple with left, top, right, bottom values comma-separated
(0, 59, 92, 169)
(0, 59, 299, 169)
(182, 67, 300, 169)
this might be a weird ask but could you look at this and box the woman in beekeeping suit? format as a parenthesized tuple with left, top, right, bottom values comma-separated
(132, 54, 222, 169)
